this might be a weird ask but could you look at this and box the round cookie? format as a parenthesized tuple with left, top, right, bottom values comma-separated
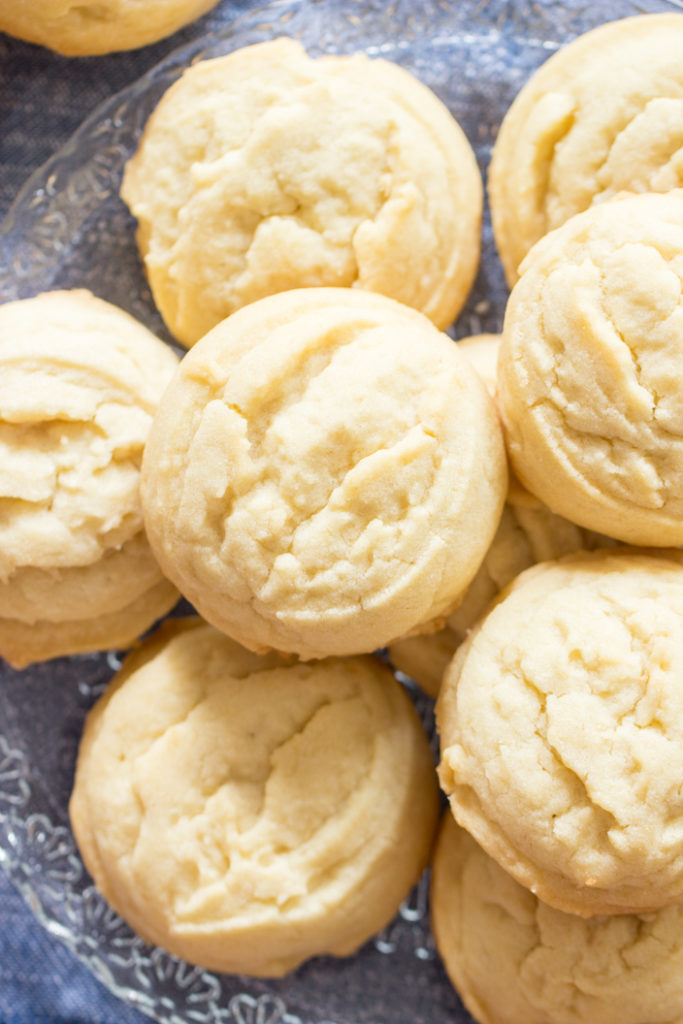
(437, 548, 683, 917)
(497, 189, 683, 547)
(121, 37, 483, 348)
(0, 290, 179, 668)
(431, 815, 683, 1024)
(0, 0, 222, 56)
(389, 499, 614, 698)
(69, 618, 440, 977)
(141, 288, 507, 660)
(489, 13, 683, 285)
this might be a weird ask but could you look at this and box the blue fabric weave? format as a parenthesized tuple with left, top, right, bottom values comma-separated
(0, 870, 148, 1024)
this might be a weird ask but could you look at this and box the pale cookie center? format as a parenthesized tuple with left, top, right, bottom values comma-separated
(156, 79, 401, 337)
(179, 321, 455, 614)
(0, 381, 150, 579)
(106, 669, 377, 924)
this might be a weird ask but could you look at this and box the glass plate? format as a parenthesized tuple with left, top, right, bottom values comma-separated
(0, 0, 680, 1022)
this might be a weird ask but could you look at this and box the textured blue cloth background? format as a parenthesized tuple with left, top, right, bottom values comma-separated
(0, 878, 147, 1024)
(0, 4, 260, 1020)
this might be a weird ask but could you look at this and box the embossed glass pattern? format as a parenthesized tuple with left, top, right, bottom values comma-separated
(0, 0, 680, 1021)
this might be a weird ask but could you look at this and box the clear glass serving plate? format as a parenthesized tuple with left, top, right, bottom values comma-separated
(0, 0, 680, 1021)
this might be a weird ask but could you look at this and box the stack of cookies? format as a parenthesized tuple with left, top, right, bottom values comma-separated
(4, 9, 683, 1019)
(426, 13, 683, 1024)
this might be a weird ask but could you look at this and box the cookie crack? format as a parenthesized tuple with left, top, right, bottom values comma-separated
(256, 424, 441, 588)
(517, 665, 621, 844)
(206, 116, 400, 306)
(593, 92, 683, 202)
(544, 93, 657, 225)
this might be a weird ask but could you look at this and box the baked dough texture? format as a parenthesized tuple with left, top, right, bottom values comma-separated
(456, 333, 538, 509)
(121, 37, 483, 348)
(497, 190, 683, 547)
(388, 499, 614, 698)
(0, 289, 179, 668)
(456, 333, 502, 395)
(431, 815, 683, 1024)
(489, 13, 683, 284)
(141, 288, 507, 659)
(437, 549, 683, 917)
(0, 0, 222, 56)
(69, 618, 440, 976)
(389, 331, 616, 697)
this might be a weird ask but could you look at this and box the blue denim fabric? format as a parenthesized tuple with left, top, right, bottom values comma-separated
(0, 871, 148, 1024)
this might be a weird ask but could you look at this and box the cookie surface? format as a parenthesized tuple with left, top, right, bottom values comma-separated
(70, 618, 440, 976)
(456, 333, 502, 395)
(0, 290, 179, 667)
(431, 815, 683, 1024)
(437, 549, 683, 917)
(121, 37, 482, 347)
(141, 288, 507, 659)
(489, 13, 683, 284)
(389, 500, 614, 697)
(0, 0, 222, 56)
(455, 333, 539, 508)
(389, 331, 618, 697)
(498, 190, 683, 547)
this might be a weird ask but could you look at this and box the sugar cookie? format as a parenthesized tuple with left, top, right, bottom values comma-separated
(489, 13, 683, 284)
(141, 288, 507, 659)
(121, 37, 482, 347)
(70, 618, 440, 976)
(497, 190, 683, 547)
(0, 0, 222, 56)
(0, 290, 179, 667)
(438, 548, 683, 917)
(431, 815, 683, 1024)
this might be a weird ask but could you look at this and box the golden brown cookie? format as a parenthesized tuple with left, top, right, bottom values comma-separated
(431, 815, 683, 1024)
(141, 288, 507, 659)
(438, 548, 683, 917)
(121, 37, 482, 347)
(0, 0, 222, 56)
(498, 190, 683, 547)
(70, 618, 440, 976)
(0, 290, 179, 667)
(489, 13, 683, 284)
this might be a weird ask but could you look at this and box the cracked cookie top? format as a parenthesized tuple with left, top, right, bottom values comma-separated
(0, 289, 179, 667)
(431, 814, 683, 1024)
(497, 190, 683, 547)
(69, 617, 439, 976)
(120, 37, 482, 347)
(437, 548, 683, 917)
(488, 13, 683, 285)
(141, 288, 507, 659)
